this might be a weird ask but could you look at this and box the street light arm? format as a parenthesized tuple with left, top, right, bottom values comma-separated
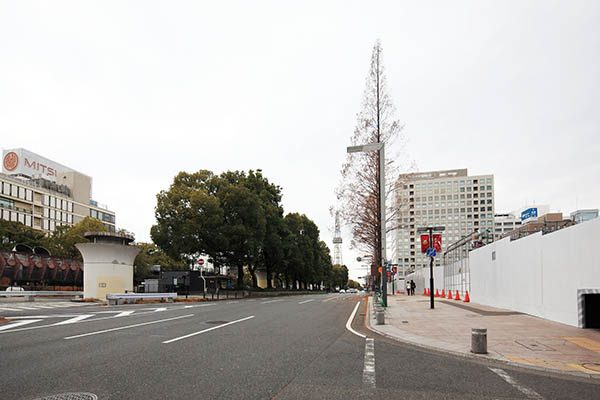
(346, 143, 384, 153)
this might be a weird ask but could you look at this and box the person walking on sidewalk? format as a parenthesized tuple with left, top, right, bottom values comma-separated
(410, 280, 416, 296)
(406, 281, 411, 296)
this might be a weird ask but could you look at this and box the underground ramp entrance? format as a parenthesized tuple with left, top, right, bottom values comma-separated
(583, 293, 600, 329)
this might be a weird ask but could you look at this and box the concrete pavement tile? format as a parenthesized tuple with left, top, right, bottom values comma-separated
(367, 294, 600, 377)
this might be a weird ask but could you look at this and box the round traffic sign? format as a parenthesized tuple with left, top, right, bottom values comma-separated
(198, 258, 205, 266)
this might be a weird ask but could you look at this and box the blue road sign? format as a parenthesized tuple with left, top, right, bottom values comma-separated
(426, 247, 437, 257)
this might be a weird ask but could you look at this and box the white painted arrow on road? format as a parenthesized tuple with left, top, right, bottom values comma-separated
(0, 319, 42, 331)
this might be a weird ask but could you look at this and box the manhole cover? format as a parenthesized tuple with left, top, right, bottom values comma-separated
(582, 363, 600, 372)
(205, 321, 230, 325)
(35, 393, 98, 400)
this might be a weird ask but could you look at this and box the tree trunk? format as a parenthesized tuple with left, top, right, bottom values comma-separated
(237, 265, 244, 289)
(266, 265, 273, 289)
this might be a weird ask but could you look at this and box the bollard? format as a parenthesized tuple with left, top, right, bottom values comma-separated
(376, 310, 385, 325)
(471, 328, 487, 354)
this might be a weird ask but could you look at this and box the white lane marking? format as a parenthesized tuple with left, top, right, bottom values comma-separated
(184, 305, 194, 308)
(42, 304, 73, 308)
(53, 315, 94, 325)
(115, 311, 135, 317)
(7, 315, 78, 319)
(64, 314, 194, 340)
(261, 299, 283, 304)
(0, 319, 42, 331)
(163, 315, 254, 344)
(154, 307, 167, 312)
(8, 306, 38, 310)
(298, 299, 314, 304)
(0, 308, 186, 335)
(226, 301, 238, 304)
(489, 368, 543, 399)
(0, 307, 26, 311)
(363, 338, 376, 389)
(346, 301, 366, 338)
(94, 311, 135, 317)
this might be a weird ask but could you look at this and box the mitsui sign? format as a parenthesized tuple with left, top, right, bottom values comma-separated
(2, 148, 74, 181)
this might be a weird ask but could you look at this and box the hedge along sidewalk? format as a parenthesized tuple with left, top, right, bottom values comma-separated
(366, 293, 600, 378)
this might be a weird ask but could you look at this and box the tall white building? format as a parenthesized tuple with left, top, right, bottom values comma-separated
(392, 168, 495, 275)
(1, 148, 116, 233)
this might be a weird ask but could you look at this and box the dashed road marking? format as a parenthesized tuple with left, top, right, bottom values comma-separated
(363, 338, 376, 389)
(489, 368, 543, 399)
(163, 316, 255, 344)
(298, 299, 314, 304)
(261, 299, 283, 305)
(54, 315, 94, 325)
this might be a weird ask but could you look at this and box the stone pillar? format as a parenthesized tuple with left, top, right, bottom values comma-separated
(76, 231, 140, 300)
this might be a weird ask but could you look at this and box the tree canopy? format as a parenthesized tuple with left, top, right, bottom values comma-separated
(151, 169, 334, 289)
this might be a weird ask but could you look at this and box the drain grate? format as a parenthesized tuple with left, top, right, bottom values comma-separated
(35, 393, 98, 400)
(205, 321, 230, 325)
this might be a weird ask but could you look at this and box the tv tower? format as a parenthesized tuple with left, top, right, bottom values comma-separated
(333, 211, 343, 265)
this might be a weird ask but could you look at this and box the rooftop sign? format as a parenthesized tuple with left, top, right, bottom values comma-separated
(2, 148, 75, 182)
(521, 207, 538, 222)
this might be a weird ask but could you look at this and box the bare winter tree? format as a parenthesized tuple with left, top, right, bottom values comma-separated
(335, 40, 411, 284)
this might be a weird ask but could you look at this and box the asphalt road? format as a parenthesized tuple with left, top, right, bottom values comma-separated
(0, 295, 599, 399)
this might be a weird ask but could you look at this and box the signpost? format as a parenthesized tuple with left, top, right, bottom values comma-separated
(199, 258, 206, 296)
(417, 226, 445, 309)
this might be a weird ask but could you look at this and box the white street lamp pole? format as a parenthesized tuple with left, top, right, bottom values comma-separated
(347, 142, 387, 306)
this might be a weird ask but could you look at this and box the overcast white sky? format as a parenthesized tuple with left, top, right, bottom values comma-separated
(1, 1, 599, 282)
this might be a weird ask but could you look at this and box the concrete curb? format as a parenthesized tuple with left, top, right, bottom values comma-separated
(364, 295, 600, 380)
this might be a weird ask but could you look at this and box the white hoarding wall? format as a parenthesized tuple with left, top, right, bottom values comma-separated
(469, 217, 600, 327)
(403, 264, 444, 296)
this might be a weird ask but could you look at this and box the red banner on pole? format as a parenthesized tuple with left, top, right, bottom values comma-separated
(420, 235, 430, 253)
(433, 234, 442, 252)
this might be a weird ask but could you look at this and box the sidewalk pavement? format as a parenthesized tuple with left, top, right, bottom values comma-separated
(366, 293, 600, 378)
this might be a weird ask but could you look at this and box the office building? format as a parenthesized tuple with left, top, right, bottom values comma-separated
(500, 212, 575, 240)
(493, 205, 549, 240)
(392, 168, 494, 275)
(570, 209, 599, 224)
(1, 148, 116, 233)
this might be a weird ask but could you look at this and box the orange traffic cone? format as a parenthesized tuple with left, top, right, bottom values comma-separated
(464, 291, 470, 303)
(426, 288, 430, 296)
(447, 290, 452, 299)
(435, 289, 440, 297)
(423, 288, 427, 296)
(454, 291, 461, 300)
(441, 289, 445, 298)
